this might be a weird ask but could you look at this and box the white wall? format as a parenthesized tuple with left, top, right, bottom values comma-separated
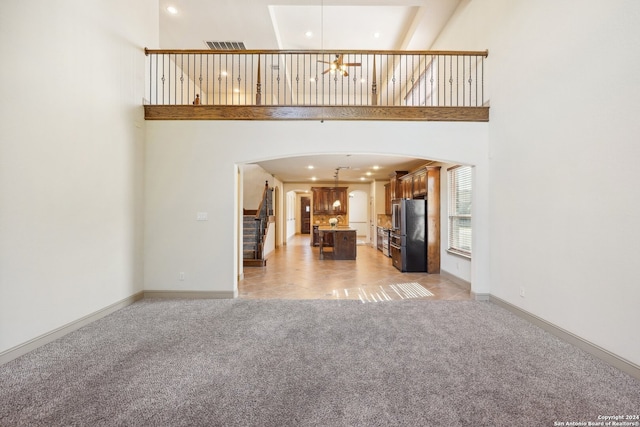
(0, 0, 157, 354)
(144, 120, 489, 296)
(433, 0, 640, 366)
(241, 164, 272, 210)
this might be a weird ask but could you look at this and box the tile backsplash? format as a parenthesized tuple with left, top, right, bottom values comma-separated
(377, 214, 392, 229)
(314, 214, 348, 226)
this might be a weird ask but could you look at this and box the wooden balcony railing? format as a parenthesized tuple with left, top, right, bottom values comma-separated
(144, 49, 489, 121)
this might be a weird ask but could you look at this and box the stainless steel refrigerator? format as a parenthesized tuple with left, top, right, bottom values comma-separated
(390, 199, 427, 272)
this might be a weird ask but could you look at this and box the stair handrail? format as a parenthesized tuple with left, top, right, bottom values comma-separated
(254, 180, 272, 260)
(255, 180, 270, 220)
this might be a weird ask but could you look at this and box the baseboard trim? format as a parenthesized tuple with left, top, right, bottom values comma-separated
(490, 295, 640, 381)
(143, 290, 235, 299)
(440, 269, 471, 290)
(471, 292, 490, 301)
(0, 291, 144, 366)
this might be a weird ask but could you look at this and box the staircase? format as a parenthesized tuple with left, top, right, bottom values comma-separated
(243, 181, 273, 267)
(242, 215, 261, 261)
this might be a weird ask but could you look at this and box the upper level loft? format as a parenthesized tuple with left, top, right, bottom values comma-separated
(144, 49, 489, 122)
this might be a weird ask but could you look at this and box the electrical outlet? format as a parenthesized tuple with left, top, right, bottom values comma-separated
(519, 287, 525, 297)
(179, 272, 185, 281)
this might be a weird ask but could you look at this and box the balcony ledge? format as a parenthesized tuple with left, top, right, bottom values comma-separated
(144, 105, 489, 122)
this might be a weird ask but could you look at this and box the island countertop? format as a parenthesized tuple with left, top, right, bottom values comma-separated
(317, 226, 356, 231)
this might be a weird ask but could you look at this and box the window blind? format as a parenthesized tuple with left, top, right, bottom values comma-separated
(448, 166, 472, 256)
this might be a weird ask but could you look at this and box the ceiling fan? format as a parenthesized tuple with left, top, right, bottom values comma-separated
(318, 54, 361, 77)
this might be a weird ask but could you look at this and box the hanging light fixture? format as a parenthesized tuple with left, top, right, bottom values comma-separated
(333, 167, 341, 208)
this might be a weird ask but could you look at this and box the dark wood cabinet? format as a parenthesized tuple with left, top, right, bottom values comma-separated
(311, 187, 348, 215)
(412, 168, 427, 198)
(389, 171, 407, 201)
(333, 230, 356, 260)
(384, 183, 391, 215)
(426, 166, 441, 274)
(400, 174, 413, 199)
(311, 188, 326, 214)
(318, 229, 356, 260)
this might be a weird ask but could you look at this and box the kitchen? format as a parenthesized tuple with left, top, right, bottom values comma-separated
(309, 186, 358, 260)
(308, 165, 441, 273)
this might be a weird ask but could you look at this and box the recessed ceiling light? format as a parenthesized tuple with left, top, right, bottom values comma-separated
(372, 165, 380, 170)
(305, 31, 313, 38)
(373, 32, 381, 39)
(233, 88, 240, 93)
(167, 6, 178, 14)
(221, 71, 228, 76)
(366, 172, 372, 176)
(360, 177, 366, 181)
(307, 165, 314, 169)
(311, 177, 317, 181)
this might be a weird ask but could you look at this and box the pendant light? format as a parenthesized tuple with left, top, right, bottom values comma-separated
(333, 167, 341, 208)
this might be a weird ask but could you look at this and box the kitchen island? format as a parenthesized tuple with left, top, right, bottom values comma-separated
(317, 227, 357, 260)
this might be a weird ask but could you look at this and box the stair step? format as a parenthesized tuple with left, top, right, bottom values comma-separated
(243, 258, 267, 267)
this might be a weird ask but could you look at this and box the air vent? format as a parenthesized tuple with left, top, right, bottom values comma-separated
(205, 41, 246, 50)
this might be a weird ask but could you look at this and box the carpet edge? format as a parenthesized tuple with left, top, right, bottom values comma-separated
(0, 291, 144, 366)
(490, 295, 640, 381)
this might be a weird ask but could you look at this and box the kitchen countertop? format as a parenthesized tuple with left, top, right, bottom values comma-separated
(317, 226, 356, 231)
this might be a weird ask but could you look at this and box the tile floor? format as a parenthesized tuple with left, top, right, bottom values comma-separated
(239, 235, 470, 302)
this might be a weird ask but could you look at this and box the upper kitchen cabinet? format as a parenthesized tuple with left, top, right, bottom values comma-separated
(412, 168, 427, 198)
(312, 187, 348, 215)
(400, 174, 413, 199)
(396, 167, 428, 199)
(389, 171, 408, 200)
(384, 183, 391, 215)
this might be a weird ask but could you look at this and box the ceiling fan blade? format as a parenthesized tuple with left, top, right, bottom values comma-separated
(322, 69, 331, 74)
(317, 60, 331, 64)
(343, 63, 362, 67)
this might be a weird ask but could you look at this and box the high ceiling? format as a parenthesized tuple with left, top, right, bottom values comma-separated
(158, 0, 462, 182)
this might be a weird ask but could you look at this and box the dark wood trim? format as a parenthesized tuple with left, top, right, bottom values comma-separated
(144, 105, 489, 122)
(145, 47, 488, 57)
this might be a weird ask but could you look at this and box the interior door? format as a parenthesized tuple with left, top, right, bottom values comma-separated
(301, 197, 311, 234)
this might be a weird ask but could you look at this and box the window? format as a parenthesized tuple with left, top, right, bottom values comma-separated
(448, 166, 472, 257)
